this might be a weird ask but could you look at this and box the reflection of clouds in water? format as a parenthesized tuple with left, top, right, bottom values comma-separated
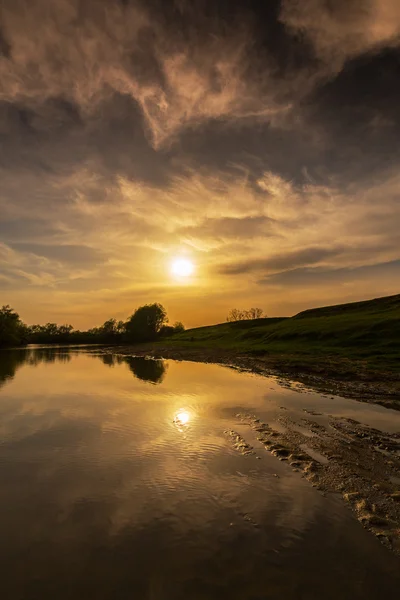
(0, 364, 318, 557)
(1, 352, 398, 597)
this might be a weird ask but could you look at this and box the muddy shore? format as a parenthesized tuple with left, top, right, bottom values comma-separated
(231, 411, 400, 557)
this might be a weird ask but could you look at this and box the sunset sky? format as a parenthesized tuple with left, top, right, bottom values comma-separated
(1, 0, 400, 329)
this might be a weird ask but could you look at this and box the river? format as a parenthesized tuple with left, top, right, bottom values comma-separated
(0, 346, 399, 599)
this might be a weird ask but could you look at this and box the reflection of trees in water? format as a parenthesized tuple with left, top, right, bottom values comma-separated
(101, 354, 124, 367)
(0, 347, 72, 388)
(0, 349, 29, 388)
(97, 354, 167, 384)
(27, 348, 72, 365)
(124, 356, 167, 384)
(0, 347, 168, 388)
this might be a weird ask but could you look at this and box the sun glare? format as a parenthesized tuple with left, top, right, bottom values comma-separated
(171, 257, 194, 278)
(173, 409, 192, 430)
(175, 410, 190, 425)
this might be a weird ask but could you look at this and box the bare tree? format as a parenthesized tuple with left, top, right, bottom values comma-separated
(227, 307, 266, 322)
(247, 307, 264, 319)
(226, 308, 242, 322)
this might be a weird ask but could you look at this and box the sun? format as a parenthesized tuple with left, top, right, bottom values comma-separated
(171, 257, 194, 277)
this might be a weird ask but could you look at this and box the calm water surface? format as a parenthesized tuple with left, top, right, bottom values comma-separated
(0, 346, 399, 599)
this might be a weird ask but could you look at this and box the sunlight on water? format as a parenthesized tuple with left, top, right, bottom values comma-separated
(0, 346, 398, 599)
(174, 409, 191, 426)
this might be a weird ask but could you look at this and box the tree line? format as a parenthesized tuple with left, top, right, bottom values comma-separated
(0, 303, 185, 348)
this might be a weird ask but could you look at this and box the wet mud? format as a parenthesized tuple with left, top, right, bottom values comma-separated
(233, 411, 400, 555)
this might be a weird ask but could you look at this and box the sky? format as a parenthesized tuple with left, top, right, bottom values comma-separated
(1, 0, 400, 329)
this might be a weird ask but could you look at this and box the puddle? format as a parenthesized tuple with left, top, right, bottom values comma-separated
(300, 443, 329, 465)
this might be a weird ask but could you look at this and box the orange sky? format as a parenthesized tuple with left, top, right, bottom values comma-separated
(1, 0, 399, 329)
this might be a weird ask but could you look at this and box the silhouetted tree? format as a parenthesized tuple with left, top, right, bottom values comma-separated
(0, 305, 28, 347)
(28, 323, 73, 344)
(1, 301, 181, 346)
(247, 307, 265, 319)
(226, 308, 245, 322)
(88, 318, 125, 343)
(159, 321, 185, 338)
(227, 307, 266, 322)
(159, 325, 175, 337)
(125, 303, 168, 342)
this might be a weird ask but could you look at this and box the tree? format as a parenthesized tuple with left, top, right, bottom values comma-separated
(159, 321, 185, 338)
(101, 319, 117, 335)
(125, 303, 168, 342)
(226, 308, 246, 322)
(0, 305, 28, 347)
(28, 322, 73, 343)
(173, 321, 185, 333)
(247, 307, 264, 319)
(227, 307, 266, 322)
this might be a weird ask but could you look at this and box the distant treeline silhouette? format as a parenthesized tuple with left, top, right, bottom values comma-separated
(0, 303, 185, 348)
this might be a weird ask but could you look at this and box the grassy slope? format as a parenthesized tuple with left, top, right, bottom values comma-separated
(162, 294, 400, 375)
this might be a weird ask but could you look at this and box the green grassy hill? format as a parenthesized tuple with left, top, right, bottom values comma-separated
(163, 294, 400, 372)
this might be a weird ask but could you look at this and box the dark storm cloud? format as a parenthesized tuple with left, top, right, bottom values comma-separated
(301, 46, 400, 181)
(0, 0, 311, 158)
(1, 0, 398, 184)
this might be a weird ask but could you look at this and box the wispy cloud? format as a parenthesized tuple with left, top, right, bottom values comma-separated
(281, 0, 400, 73)
(1, 1, 399, 326)
(0, 0, 293, 149)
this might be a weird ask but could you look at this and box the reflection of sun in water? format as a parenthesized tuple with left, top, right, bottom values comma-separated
(171, 258, 194, 278)
(173, 409, 192, 429)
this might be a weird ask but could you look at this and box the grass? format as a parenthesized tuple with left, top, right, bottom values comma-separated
(160, 294, 400, 376)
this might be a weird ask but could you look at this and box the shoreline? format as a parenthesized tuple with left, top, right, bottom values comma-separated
(97, 344, 400, 411)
